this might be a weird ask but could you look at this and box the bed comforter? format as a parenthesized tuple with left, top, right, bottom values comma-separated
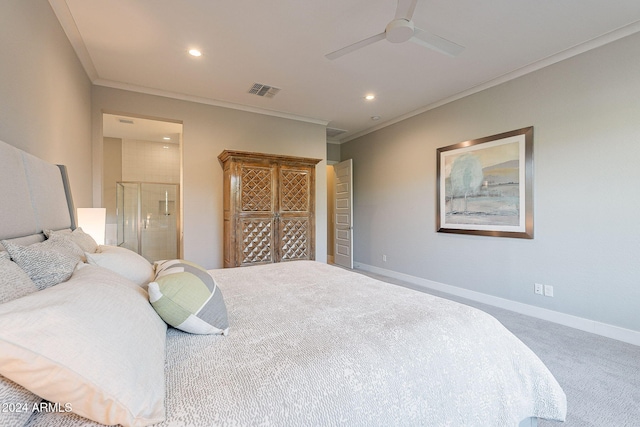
(28, 261, 566, 426)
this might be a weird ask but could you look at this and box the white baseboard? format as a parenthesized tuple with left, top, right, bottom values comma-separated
(355, 262, 640, 347)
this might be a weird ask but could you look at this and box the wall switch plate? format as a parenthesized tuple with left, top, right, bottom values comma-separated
(534, 283, 543, 295)
(544, 284, 554, 297)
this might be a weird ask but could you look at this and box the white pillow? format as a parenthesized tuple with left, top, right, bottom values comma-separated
(85, 245, 154, 286)
(0, 265, 167, 427)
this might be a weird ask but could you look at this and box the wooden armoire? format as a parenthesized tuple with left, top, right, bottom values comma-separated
(218, 150, 321, 268)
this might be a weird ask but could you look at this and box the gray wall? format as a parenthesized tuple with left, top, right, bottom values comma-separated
(341, 32, 640, 332)
(327, 142, 341, 164)
(92, 87, 327, 269)
(0, 0, 92, 208)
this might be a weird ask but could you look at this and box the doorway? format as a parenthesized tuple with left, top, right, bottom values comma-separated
(327, 159, 353, 269)
(102, 113, 183, 261)
(333, 159, 353, 269)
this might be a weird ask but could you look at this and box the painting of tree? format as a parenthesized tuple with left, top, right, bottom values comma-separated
(449, 153, 483, 213)
(437, 127, 533, 238)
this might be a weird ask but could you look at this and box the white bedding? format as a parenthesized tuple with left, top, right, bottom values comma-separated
(27, 261, 566, 426)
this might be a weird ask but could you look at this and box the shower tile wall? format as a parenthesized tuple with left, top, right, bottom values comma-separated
(122, 139, 179, 183)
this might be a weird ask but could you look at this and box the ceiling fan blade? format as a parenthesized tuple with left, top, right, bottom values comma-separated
(325, 32, 386, 60)
(411, 27, 465, 57)
(394, 0, 417, 21)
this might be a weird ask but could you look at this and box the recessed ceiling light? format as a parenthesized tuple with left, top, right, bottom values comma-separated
(188, 49, 202, 57)
(365, 94, 375, 101)
(163, 146, 169, 149)
(163, 137, 171, 140)
(371, 116, 381, 121)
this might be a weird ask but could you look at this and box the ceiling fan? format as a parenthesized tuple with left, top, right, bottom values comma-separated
(325, 0, 464, 60)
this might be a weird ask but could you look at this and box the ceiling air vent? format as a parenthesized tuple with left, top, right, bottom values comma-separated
(326, 127, 348, 139)
(248, 83, 281, 98)
(118, 118, 134, 124)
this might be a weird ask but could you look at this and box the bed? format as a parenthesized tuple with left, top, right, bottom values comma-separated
(0, 139, 566, 427)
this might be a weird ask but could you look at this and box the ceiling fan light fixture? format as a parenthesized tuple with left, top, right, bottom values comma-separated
(385, 19, 414, 43)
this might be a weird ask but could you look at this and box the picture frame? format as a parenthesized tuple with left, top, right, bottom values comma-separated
(436, 127, 533, 239)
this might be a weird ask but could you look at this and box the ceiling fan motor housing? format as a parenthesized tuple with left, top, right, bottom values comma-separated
(385, 19, 415, 43)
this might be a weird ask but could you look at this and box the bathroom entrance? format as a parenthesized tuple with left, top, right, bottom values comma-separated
(102, 113, 183, 262)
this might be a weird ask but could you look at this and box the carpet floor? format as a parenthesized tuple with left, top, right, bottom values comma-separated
(356, 269, 640, 427)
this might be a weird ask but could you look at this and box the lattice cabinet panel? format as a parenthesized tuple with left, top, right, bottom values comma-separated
(279, 218, 309, 261)
(280, 169, 309, 212)
(240, 218, 273, 264)
(219, 150, 320, 267)
(241, 166, 273, 212)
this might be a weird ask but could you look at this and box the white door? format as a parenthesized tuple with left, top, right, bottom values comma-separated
(334, 159, 353, 269)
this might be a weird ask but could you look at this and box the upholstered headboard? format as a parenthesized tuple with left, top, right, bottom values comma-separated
(0, 139, 75, 250)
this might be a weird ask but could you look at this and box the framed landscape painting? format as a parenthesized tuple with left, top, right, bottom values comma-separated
(436, 127, 533, 238)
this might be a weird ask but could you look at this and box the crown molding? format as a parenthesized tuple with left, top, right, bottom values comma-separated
(48, 0, 98, 81)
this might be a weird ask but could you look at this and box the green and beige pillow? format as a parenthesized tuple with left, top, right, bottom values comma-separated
(148, 259, 229, 335)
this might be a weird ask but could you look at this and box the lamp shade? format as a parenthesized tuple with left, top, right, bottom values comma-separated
(77, 208, 106, 245)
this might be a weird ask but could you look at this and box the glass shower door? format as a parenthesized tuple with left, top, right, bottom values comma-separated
(116, 182, 139, 253)
(116, 182, 179, 262)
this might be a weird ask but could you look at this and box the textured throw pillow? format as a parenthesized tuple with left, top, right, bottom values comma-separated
(148, 259, 229, 335)
(0, 265, 167, 427)
(0, 375, 42, 427)
(42, 233, 86, 261)
(85, 245, 154, 286)
(43, 228, 72, 238)
(1, 240, 80, 290)
(0, 252, 38, 304)
(46, 227, 98, 254)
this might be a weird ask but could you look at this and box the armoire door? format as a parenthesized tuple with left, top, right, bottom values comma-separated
(278, 164, 315, 262)
(236, 161, 277, 266)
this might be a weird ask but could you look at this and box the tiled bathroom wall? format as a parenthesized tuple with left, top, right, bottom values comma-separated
(122, 139, 180, 183)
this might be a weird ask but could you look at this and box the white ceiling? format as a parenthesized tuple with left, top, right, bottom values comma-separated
(50, 0, 640, 142)
(102, 113, 182, 143)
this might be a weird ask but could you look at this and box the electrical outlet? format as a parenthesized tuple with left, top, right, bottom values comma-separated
(544, 285, 554, 297)
(534, 283, 543, 295)
(382, 254, 387, 262)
